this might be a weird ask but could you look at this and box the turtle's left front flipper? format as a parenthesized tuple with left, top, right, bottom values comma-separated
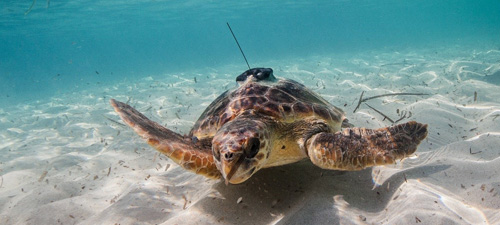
(110, 99, 221, 179)
(306, 121, 428, 170)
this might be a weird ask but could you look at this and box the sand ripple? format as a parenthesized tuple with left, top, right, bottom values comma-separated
(1, 45, 499, 224)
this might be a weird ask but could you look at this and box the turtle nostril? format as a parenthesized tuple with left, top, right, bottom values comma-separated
(224, 152, 234, 160)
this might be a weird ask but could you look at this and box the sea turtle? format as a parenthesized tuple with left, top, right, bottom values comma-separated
(110, 68, 428, 184)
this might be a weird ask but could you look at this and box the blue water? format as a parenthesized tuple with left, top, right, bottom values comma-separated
(1, 0, 499, 105)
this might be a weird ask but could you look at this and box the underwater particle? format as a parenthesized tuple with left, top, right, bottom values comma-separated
(38, 170, 48, 182)
(24, 0, 36, 15)
(271, 199, 279, 208)
(182, 195, 188, 209)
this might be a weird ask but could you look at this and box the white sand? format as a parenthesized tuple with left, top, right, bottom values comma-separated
(1, 44, 500, 224)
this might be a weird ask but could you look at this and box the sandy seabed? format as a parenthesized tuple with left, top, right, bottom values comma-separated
(1, 44, 500, 225)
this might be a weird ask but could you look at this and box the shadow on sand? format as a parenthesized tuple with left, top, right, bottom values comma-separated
(166, 160, 450, 224)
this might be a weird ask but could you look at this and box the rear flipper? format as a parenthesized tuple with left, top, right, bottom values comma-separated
(110, 99, 221, 179)
(306, 121, 428, 170)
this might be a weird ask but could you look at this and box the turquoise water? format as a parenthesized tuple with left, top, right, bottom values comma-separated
(1, 0, 499, 105)
(2, 1, 500, 224)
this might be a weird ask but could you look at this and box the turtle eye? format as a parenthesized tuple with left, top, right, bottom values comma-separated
(244, 138, 260, 158)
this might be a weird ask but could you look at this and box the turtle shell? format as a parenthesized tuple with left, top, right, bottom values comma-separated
(189, 69, 345, 139)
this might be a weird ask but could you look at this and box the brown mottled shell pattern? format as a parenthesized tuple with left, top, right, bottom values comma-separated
(190, 79, 345, 139)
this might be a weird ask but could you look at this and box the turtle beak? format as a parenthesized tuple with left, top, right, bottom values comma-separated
(223, 153, 245, 185)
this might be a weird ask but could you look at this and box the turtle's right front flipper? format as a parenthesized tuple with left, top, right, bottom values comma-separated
(306, 121, 428, 171)
(110, 99, 221, 179)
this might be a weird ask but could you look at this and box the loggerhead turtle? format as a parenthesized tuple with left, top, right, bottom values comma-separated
(110, 68, 428, 184)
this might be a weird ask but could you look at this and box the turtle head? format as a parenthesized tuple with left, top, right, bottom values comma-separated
(212, 118, 271, 184)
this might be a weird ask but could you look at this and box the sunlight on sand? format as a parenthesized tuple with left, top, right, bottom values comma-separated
(0, 45, 499, 224)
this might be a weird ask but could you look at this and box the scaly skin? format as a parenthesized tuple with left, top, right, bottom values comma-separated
(306, 121, 428, 170)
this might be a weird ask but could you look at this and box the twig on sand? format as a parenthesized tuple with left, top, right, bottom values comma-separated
(365, 104, 394, 123)
(353, 91, 364, 113)
(353, 92, 428, 113)
(362, 93, 428, 102)
(469, 147, 482, 155)
(394, 115, 406, 124)
(182, 194, 188, 209)
(394, 110, 408, 124)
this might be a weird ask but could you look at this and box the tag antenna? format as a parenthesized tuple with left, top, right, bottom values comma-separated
(227, 22, 251, 70)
